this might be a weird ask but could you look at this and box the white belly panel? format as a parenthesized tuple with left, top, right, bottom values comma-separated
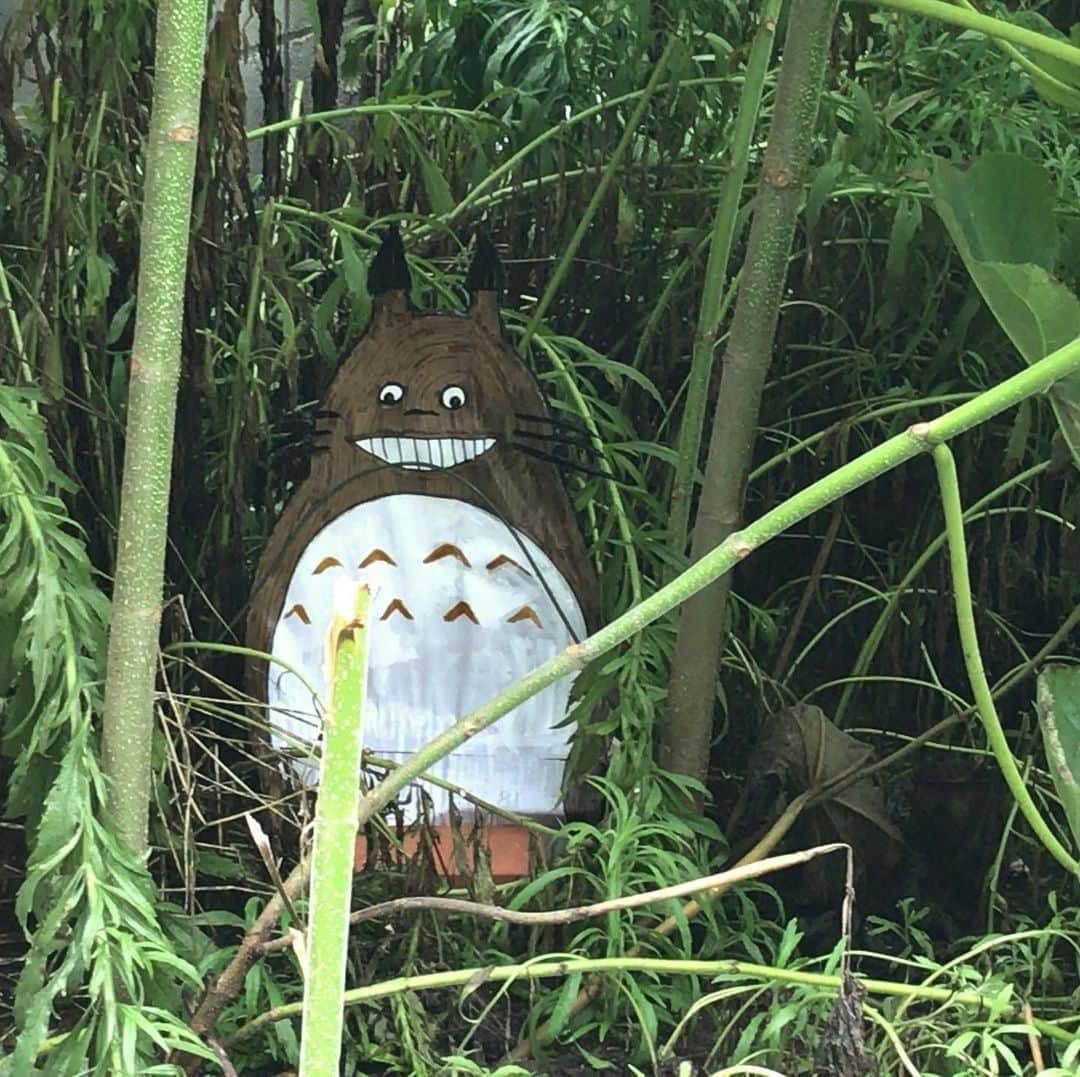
(267, 493, 586, 819)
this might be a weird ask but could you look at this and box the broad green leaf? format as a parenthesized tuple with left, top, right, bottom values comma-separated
(1036, 664, 1080, 852)
(416, 148, 455, 215)
(931, 154, 1080, 469)
(335, 230, 368, 298)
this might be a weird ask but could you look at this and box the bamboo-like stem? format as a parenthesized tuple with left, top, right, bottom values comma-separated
(853, 0, 1080, 69)
(835, 460, 1050, 724)
(668, 0, 783, 557)
(931, 444, 1080, 878)
(660, 0, 839, 791)
(517, 37, 677, 354)
(100, 0, 208, 855)
(180, 333, 1080, 1058)
(225, 946, 1073, 1049)
(299, 585, 371, 1076)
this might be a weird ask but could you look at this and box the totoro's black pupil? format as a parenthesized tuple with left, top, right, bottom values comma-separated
(441, 386, 466, 410)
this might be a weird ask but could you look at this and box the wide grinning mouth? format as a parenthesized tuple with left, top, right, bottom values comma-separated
(352, 435, 496, 470)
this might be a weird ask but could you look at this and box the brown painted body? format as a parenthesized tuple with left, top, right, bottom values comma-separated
(245, 289, 599, 851)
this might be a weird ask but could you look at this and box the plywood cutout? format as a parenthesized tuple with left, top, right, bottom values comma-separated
(246, 231, 598, 834)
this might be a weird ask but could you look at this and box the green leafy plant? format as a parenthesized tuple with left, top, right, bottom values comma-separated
(931, 152, 1080, 469)
(0, 385, 214, 1074)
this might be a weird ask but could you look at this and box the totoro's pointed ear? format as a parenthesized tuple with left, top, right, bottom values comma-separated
(368, 223, 411, 321)
(465, 232, 505, 334)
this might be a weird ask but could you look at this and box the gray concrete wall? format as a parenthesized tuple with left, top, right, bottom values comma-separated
(3, 0, 344, 139)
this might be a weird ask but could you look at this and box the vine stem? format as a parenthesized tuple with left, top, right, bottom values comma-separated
(225, 948, 1073, 1049)
(661, 0, 840, 791)
(179, 333, 1080, 1060)
(932, 444, 1080, 878)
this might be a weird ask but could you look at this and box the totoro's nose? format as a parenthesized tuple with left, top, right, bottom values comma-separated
(405, 408, 438, 416)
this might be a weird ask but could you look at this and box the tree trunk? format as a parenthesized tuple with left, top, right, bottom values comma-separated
(668, 0, 784, 556)
(659, 0, 839, 793)
(100, 0, 207, 855)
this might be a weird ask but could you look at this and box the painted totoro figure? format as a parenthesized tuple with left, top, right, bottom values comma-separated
(245, 230, 598, 864)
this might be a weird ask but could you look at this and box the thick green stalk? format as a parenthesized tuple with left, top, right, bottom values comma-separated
(299, 586, 371, 1076)
(932, 445, 1080, 878)
(226, 947, 1073, 1048)
(853, 0, 1080, 69)
(517, 37, 677, 353)
(660, 0, 839, 791)
(182, 334, 1080, 1051)
(668, 0, 784, 556)
(100, 0, 207, 855)
(947, 0, 1080, 108)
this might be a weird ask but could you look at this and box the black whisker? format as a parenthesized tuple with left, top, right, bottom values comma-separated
(513, 411, 590, 435)
(511, 442, 626, 483)
(513, 427, 599, 452)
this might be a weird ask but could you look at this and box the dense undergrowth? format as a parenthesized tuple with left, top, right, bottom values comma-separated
(1, 0, 1079, 1072)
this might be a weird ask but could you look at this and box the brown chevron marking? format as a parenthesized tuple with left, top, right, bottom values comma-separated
(508, 606, 543, 629)
(424, 543, 471, 567)
(284, 603, 311, 625)
(443, 600, 479, 624)
(380, 598, 414, 622)
(313, 556, 343, 574)
(359, 548, 396, 568)
(486, 553, 530, 575)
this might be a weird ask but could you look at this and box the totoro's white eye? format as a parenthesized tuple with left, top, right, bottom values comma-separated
(378, 382, 404, 406)
(440, 385, 466, 410)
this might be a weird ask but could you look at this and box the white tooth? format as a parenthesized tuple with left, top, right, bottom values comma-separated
(436, 438, 450, 468)
(450, 440, 465, 465)
(377, 437, 393, 464)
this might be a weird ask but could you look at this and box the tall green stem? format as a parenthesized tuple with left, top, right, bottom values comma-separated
(182, 334, 1080, 1051)
(947, 0, 1080, 108)
(932, 444, 1080, 878)
(299, 586, 371, 1076)
(853, 0, 1080, 69)
(668, 0, 784, 557)
(100, 0, 207, 856)
(517, 37, 677, 354)
(660, 0, 839, 792)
